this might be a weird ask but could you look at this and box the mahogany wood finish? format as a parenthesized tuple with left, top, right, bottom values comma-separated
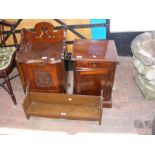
(72, 39, 118, 108)
(19, 62, 65, 93)
(20, 22, 66, 44)
(16, 22, 118, 124)
(17, 22, 103, 124)
(16, 22, 66, 93)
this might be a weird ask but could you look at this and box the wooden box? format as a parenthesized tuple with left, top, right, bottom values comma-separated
(23, 91, 103, 125)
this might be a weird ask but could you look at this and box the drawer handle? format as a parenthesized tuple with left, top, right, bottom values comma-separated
(76, 55, 82, 59)
(41, 56, 47, 59)
(51, 58, 55, 61)
(60, 112, 66, 116)
(68, 98, 72, 101)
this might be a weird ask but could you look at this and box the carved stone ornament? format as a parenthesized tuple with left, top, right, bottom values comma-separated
(131, 32, 155, 99)
(131, 32, 155, 65)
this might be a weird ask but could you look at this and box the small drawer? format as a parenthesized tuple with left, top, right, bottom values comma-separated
(76, 61, 113, 68)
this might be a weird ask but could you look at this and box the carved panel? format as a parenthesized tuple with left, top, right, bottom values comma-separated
(34, 71, 52, 87)
(22, 22, 66, 44)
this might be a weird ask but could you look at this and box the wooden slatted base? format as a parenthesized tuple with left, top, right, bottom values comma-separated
(23, 92, 102, 125)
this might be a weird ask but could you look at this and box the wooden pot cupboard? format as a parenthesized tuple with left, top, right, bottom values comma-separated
(16, 22, 118, 125)
(72, 39, 118, 108)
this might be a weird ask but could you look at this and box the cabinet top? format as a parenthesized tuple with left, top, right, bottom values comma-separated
(72, 39, 118, 62)
(16, 43, 64, 63)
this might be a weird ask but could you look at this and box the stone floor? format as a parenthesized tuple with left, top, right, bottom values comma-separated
(0, 56, 155, 135)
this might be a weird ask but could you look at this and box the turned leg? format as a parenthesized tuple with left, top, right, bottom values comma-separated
(4, 76, 17, 105)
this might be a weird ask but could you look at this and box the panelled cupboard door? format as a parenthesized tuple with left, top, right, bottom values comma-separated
(74, 66, 116, 101)
(20, 62, 65, 93)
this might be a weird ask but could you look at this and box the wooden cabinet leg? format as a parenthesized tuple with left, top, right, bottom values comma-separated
(25, 114, 30, 120)
(4, 76, 17, 105)
(102, 99, 112, 108)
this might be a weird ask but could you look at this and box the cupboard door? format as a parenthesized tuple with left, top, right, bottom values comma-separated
(74, 68, 115, 101)
(20, 62, 65, 93)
